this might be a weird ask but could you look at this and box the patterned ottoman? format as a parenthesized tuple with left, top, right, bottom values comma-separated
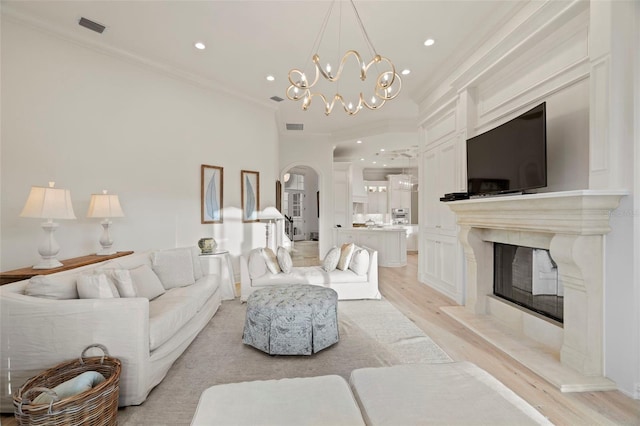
(242, 285, 339, 355)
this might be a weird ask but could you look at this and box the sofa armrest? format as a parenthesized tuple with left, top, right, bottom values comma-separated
(0, 293, 149, 410)
(240, 255, 252, 302)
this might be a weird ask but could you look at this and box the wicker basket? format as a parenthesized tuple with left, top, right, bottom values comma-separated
(13, 344, 121, 426)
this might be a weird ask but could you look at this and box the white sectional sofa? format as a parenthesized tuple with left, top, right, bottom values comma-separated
(0, 247, 225, 412)
(239, 246, 380, 302)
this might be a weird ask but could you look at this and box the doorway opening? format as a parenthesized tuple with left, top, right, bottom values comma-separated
(282, 166, 320, 263)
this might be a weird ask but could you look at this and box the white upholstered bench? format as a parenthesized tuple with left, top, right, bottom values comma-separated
(190, 375, 364, 426)
(349, 362, 553, 425)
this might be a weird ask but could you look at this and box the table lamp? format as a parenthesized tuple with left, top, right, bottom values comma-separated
(87, 190, 125, 255)
(259, 206, 284, 250)
(20, 182, 76, 269)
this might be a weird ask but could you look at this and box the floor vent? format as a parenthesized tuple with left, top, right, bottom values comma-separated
(270, 96, 284, 102)
(79, 17, 106, 34)
(286, 123, 304, 131)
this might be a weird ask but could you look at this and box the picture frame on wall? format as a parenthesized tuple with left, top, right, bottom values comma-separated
(201, 164, 224, 224)
(241, 170, 260, 222)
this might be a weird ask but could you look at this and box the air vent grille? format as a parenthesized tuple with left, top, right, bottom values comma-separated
(270, 96, 284, 102)
(79, 17, 106, 34)
(286, 123, 304, 131)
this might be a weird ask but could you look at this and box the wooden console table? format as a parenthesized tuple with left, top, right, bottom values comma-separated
(0, 251, 134, 286)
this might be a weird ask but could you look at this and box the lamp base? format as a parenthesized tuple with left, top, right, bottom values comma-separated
(33, 257, 63, 269)
(96, 249, 117, 256)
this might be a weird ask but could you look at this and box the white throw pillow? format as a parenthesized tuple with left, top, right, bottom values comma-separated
(248, 248, 268, 279)
(276, 246, 293, 274)
(32, 371, 106, 404)
(349, 248, 370, 276)
(25, 275, 79, 300)
(262, 248, 281, 274)
(323, 247, 341, 272)
(108, 269, 137, 298)
(151, 248, 196, 289)
(77, 273, 120, 299)
(129, 264, 165, 300)
(337, 243, 356, 271)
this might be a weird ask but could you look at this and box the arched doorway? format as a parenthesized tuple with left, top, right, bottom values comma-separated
(281, 165, 320, 264)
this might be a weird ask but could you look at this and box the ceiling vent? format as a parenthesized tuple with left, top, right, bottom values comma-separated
(286, 123, 304, 131)
(270, 96, 284, 102)
(79, 17, 106, 34)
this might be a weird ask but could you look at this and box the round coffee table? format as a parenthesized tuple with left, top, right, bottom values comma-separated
(242, 285, 339, 355)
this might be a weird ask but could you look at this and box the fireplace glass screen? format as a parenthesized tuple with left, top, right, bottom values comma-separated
(494, 243, 563, 323)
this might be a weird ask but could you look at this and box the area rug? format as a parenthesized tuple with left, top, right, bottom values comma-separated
(117, 298, 452, 425)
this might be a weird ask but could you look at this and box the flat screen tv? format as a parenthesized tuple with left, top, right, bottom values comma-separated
(466, 102, 547, 196)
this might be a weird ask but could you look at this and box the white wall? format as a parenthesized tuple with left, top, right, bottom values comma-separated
(1, 17, 279, 272)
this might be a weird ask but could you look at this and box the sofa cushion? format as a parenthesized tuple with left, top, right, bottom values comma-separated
(323, 246, 341, 272)
(262, 248, 281, 274)
(248, 248, 268, 279)
(151, 248, 196, 289)
(109, 269, 137, 298)
(77, 273, 120, 299)
(349, 248, 370, 276)
(148, 275, 219, 351)
(130, 264, 165, 300)
(277, 247, 293, 274)
(337, 243, 355, 271)
(252, 266, 368, 287)
(24, 275, 79, 300)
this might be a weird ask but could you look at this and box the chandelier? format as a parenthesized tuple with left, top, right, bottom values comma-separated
(286, 0, 401, 116)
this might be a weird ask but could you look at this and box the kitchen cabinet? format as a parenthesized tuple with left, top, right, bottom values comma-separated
(365, 181, 387, 214)
(387, 175, 412, 212)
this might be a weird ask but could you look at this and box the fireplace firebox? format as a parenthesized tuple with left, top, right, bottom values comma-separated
(494, 243, 563, 322)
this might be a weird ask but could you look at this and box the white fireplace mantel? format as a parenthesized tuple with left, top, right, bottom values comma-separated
(443, 190, 627, 392)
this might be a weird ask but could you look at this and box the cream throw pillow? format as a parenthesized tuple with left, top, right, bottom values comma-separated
(323, 246, 341, 272)
(151, 248, 196, 289)
(129, 264, 165, 300)
(276, 246, 293, 274)
(248, 248, 268, 279)
(77, 273, 120, 299)
(108, 269, 137, 298)
(337, 243, 356, 271)
(25, 275, 79, 300)
(262, 248, 281, 274)
(349, 248, 370, 276)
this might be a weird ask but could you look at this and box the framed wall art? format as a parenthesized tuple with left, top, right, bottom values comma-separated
(201, 164, 223, 224)
(241, 170, 260, 222)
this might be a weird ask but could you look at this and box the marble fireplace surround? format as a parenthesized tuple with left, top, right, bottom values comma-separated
(442, 190, 627, 392)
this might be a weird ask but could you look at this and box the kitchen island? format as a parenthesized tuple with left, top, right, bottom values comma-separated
(334, 227, 407, 267)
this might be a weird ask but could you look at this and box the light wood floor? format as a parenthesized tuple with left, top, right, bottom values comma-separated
(379, 253, 640, 425)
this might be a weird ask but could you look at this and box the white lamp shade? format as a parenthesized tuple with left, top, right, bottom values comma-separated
(259, 206, 284, 221)
(87, 193, 125, 218)
(20, 185, 76, 220)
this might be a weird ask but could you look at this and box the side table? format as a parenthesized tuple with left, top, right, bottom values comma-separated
(199, 250, 236, 300)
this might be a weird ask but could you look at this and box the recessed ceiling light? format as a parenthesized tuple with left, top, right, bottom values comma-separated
(360, 158, 365, 161)
(401, 69, 411, 75)
(380, 148, 385, 152)
(194, 42, 206, 50)
(356, 140, 362, 144)
(266, 75, 275, 82)
(372, 161, 377, 164)
(383, 164, 387, 167)
(424, 38, 435, 47)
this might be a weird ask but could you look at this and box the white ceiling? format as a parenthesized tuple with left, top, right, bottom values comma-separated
(2, 0, 522, 167)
